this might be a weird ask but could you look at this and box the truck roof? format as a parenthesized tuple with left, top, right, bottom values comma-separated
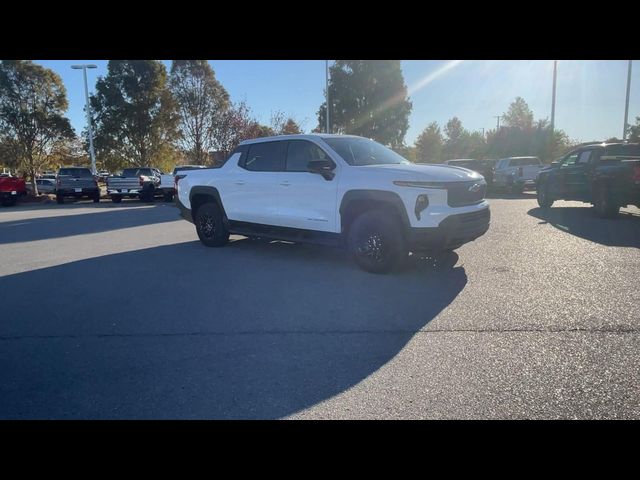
(239, 133, 364, 145)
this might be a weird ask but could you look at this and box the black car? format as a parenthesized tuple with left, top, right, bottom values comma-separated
(536, 142, 640, 218)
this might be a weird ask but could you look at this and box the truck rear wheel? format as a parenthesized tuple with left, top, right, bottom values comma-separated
(56, 195, 64, 204)
(111, 195, 122, 203)
(594, 185, 619, 218)
(195, 202, 230, 247)
(2, 196, 17, 207)
(347, 210, 407, 274)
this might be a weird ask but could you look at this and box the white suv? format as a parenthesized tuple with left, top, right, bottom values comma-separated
(176, 134, 490, 273)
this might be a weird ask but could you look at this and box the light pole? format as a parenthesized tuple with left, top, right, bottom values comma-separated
(326, 60, 330, 134)
(71, 64, 98, 174)
(551, 60, 557, 132)
(494, 115, 501, 130)
(623, 60, 632, 140)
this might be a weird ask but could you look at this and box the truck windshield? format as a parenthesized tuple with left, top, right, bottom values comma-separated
(323, 137, 410, 166)
(58, 168, 93, 178)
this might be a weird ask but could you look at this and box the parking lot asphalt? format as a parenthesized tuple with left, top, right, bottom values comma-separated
(1, 195, 639, 419)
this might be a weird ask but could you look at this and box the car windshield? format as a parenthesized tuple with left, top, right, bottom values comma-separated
(323, 137, 410, 166)
(58, 168, 93, 178)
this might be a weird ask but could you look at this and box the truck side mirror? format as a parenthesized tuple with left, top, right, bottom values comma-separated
(307, 159, 336, 181)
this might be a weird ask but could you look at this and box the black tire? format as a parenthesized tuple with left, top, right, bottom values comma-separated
(194, 202, 230, 247)
(111, 195, 122, 203)
(537, 182, 554, 209)
(93, 194, 100, 203)
(2, 196, 17, 207)
(593, 184, 619, 218)
(141, 188, 155, 203)
(347, 210, 407, 274)
(56, 195, 64, 204)
(164, 192, 174, 203)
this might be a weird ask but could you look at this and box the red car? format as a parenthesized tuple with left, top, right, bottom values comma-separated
(0, 174, 27, 206)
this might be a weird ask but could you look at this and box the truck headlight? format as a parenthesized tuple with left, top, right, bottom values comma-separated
(415, 194, 429, 220)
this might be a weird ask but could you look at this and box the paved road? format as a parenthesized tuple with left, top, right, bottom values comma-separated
(1, 195, 638, 419)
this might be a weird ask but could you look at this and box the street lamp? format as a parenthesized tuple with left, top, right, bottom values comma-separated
(623, 60, 633, 140)
(71, 64, 98, 174)
(326, 60, 330, 134)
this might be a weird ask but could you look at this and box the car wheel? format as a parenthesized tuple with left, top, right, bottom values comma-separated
(1, 197, 17, 207)
(347, 210, 407, 274)
(594, 185, 619, 218)
(111, 195, 122, 203)
(537, 182, 554, 209)
(195, 202, 230, 247)
(56, 195, 64, 204)
(164, 192, 174, 202)
(93, 194, 100, 203)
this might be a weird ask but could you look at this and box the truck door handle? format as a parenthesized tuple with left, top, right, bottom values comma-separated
(235, 181, 245, 185)
(280, 182, 291, 186)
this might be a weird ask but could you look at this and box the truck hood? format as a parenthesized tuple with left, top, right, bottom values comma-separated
(359, 163, 484, 182)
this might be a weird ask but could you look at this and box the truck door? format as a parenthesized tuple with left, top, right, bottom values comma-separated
(556, 152, 580, 198)
(276, 140, 339, 232)
(563, 149, 593, 200)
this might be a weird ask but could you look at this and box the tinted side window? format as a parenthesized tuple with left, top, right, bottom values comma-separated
(285, 140, 330, 172)
(577, 151, 592, 164)
(605, 144, 640, 157)
(245, 142, 286, 172)
(561, 153, 579, 167)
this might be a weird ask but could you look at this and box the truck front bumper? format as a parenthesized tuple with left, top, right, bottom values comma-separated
(407, 207, 490, 252)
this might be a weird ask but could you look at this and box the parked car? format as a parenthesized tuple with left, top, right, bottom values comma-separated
(106, 167, 162, 203)
(444, 159, 495, 185)
(493, 156, 543, 193)
(56, 167, 101, 204)
(26, 178, 57, 195)
(175, 134, 490, 273)
(0, 174, 27, 206)
(37, 178, 57, 194)
(536, 142, 640, 218)
(97, 171, 111, 183)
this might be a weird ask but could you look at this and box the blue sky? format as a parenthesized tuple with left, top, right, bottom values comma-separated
(36, 60, 639, 145)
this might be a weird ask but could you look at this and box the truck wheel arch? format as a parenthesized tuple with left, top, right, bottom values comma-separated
(189, 186, 227, 221)
(339, 190, 410, 236)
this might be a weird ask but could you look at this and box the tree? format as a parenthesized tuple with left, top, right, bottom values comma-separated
(212, 101, 274, 160)
(0, 60, 75, 195)
(169, 60, 229, 165)
(627, 116, 640, 142)
(502, 96, 534, 130)
(443, 117, 471, 159)
(414, 122, 444, 163)
(90, 60, 179, 170)
(270, 111, 303, 135)
(316, 60, 412, 147)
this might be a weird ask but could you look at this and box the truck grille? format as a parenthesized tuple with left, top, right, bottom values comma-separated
(447, 181, 487, 207)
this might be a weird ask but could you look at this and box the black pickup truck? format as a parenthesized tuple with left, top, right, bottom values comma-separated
(536, 142, 640, 218)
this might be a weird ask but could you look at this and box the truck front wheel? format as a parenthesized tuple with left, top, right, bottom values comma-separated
(347, 210, 407, 274)
(111, 195, 122, 203)
(537, 182, 554, 209)
(195, 202, 230, 247)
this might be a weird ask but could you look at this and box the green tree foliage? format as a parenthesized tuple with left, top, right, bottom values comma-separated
(317, 60, 412, 148)
(628, 116, 640, 142)
(270, 111, 303, 135)
(213, 101, 275, 160)
(169, 60, 229, 165)
(0, 60, 75, 194)
(414, 122, 444, 163)
(441, 117, 487, 160)
(90, 60, 179, 169)
(502, 96, 534, 129)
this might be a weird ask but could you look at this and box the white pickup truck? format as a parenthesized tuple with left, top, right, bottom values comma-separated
(158, 165, 208, 202)
(176, 134, 491, 273)
(493, 156, 543, 193)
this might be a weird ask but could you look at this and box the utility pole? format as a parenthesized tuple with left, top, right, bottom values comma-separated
(494, 115, 501, 130)
(551, 60, 557, 132)
(480, 127, 485, 137)
(623, 60, 632, 140)
(326, 60, 330, 134)
(71, 64, 98, 174)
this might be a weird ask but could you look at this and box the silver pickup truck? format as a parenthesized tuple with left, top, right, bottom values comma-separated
(106, 167, 161, 203)
(56, 167, 100, 204)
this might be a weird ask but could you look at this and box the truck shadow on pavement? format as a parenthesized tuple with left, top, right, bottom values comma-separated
(0, 240, 467, 419)
(0, 204, 180, 245)
(528, 206, 640, 248)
